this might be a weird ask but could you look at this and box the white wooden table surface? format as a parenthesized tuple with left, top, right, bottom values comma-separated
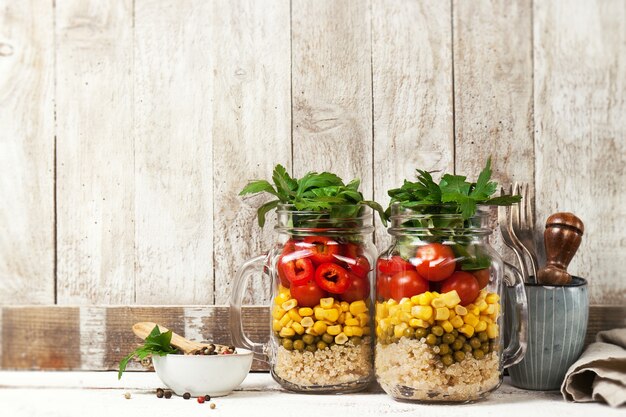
(0, 371, 622, 417)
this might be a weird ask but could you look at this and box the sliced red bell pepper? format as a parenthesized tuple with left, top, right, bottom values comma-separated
(303, 236, 341, 265)
(281, 257, 314, 286)
(277, 240, 297, 287)
(314, 263, 351, 294)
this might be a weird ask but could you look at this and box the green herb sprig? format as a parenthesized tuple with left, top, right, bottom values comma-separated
(386, 157, 520, 220)
(240, 164, 386, 227)
(118, 325, 177, 379)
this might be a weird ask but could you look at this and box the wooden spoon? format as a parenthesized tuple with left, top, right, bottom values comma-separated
(132, 322, 230, 355)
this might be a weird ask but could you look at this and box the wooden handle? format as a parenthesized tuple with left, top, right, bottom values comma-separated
(536, 212, 584, 285)
(132, 322, 201, 354)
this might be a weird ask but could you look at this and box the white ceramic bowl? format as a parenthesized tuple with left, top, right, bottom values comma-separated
(152, 348, 253, 397)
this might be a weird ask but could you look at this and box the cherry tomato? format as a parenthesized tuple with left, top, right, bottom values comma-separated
(441, 271, 480, 305)
(344, 242, 364, 259)
(376, 274, 393, 300)
(377, 256, 412, 276)
(389, 270, 429, 300)
(281, 258, 314, 286)
(346, 256, 370, 278)
(302, 236, 341, 265)
(415, 243, 456, 281)
(341, 273, 370, 303)
(290, 280, 327, 307)
(314, 263, 351, 294)
(472, 268, 490, 289)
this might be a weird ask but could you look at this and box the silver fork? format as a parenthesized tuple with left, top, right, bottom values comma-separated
(511, 183, 538, 283)
(498, 188, 530, 283)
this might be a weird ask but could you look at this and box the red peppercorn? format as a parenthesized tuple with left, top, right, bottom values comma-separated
(197, 396, 205, 404)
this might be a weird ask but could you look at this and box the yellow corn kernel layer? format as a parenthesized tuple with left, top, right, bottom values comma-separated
(375, 289, 500, 341)
(273, 289, 370, 340)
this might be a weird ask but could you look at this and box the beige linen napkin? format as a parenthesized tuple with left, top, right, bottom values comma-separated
(561, 328, 626, 407)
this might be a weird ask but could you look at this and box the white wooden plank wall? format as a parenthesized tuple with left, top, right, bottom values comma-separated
(371, 0, 454, 249)
(533, 0, 625, 304)
(292, 0, 373, 195)
(210, 0, 291, 304)
(453, 0, 535, 262)
(0, 0, 624, 307)
(0, 0, 55, 304)
(55, 0, 135, 304)
(133, 0, 214, 304)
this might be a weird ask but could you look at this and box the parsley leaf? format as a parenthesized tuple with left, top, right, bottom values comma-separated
(118, 325, 177, 380)
(240, 165, 387, 227)
(387, 157, 521, 220)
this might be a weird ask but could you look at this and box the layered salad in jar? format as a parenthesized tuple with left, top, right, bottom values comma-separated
(238, 165, 387, 392)
(271, 237, 374, 391)
(374, 159, 520, 402)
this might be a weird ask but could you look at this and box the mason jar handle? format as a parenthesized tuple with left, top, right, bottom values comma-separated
(502, 261, 528, 368)
(229, 254, 269, 363)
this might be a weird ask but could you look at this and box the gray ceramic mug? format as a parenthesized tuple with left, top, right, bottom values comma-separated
(505, 277, 588, 390)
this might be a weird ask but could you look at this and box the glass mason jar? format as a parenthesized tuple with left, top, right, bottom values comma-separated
(374, 204, 528, 403)
(230, 204, 377, 393)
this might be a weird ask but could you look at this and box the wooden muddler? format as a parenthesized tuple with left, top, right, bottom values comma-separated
(536, 212, 584, 285)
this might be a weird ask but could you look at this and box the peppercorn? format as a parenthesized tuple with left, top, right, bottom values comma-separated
(210, 403, 216, 409)
(197, 396, 205, 404)
(124, 392, 131, 400)
(164, 391, 172, 399)
(204, 395, 211, 401)
(183, 392, 191, 400)
(156, 388, 164, 398)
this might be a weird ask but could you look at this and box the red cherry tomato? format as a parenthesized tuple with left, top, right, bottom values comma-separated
(377, 256, 412, 276)
(281, 258, 314, 286)
(302, 236, 341, 265)
(290, 280, 327, 307)
(389, 270, 429, 300)
(314, 263, 351, 294)
(376, 274, 393, 300)
(472, 268, 490, 289)
(415, 243, 456, 281)
(344, 242, 364, 259)
(341, 273, 370, 303)
(346, 256, 370, 278)
(441, 271, 480, 305)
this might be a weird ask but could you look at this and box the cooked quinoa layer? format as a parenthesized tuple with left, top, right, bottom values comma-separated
(273, 340, 373, 388)
(376, 338, 500, 402)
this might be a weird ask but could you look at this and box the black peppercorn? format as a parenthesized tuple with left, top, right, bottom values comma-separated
(164, 391, 172, 399)
(156, 388, 164, 398)
(183, 392, 191, 400)
(204, 394, 211, 401)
